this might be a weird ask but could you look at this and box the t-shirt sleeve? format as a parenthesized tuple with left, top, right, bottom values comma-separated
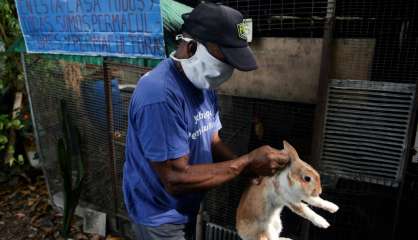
(212, 92, 222, 132)
(135, 102, 190, 162)
(214, 110, 222, 132)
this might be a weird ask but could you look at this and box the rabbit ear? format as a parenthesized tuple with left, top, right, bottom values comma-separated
(283, 140, 299, 160)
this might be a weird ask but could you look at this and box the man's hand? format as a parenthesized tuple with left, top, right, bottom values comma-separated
(247, 145, 289, 176)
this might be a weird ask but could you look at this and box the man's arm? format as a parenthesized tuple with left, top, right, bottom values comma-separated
(211, 131, 237, 162)
(151, 145, 289, 196)
(152, 154, 250, 195)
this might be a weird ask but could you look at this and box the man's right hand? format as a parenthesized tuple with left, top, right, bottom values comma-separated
(247, 145, 290, 177)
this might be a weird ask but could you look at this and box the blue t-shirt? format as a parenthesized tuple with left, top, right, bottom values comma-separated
(122, 58, 222, 226)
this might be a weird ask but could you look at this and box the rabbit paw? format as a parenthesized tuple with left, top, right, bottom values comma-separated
(313, 216, 330, 229)
(324, 201, 339, 213)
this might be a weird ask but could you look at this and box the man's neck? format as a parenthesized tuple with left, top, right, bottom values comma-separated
(172, 57, 190, 82)
(173, 59, 184, 73)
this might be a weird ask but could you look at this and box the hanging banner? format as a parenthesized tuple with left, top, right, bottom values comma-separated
(15, 0, 165, 58)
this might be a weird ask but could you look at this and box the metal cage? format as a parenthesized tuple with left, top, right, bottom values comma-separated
(23, 54, 151, 238)
(22, 1, 418, 240)
(320, 79, 416, 186)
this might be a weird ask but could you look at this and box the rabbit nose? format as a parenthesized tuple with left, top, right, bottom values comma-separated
(312, 185, 322, 197)
(317, 185, 323, 195)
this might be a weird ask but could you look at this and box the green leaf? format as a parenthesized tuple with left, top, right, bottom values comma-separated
(17, 154, 24, 165)
(8, 157, 15, 167)
(0, 134, 8, 144)
(11, 119, 22, 129)
(7, 145, 14, 154)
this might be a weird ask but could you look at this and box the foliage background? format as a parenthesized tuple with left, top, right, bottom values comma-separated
(0, 0, 26, 166)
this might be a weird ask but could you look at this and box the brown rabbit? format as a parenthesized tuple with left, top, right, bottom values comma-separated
(236, 141, 339, 240)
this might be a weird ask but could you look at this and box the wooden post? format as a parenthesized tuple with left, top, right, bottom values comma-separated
(302, 0, 336, 239)
(310, 0, 336, 169)
(103, 58, 120, 231)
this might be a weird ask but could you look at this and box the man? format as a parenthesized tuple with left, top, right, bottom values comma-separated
(123, 2, 289, 239)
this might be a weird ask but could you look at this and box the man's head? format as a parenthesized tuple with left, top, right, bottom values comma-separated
(171, 2, 257, 90)
(178, 2, 257, 71)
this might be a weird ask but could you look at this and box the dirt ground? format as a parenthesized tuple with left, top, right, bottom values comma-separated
(0, 172, 121, 240)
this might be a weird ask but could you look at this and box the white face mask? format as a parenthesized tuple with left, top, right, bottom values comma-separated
(170, 37, 234, 89)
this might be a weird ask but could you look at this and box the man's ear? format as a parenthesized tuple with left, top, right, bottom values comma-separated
(186, 41, 197, 58)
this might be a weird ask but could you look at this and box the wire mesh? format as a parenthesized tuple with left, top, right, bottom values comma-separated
(24, 54, 116, 212)
(308, 178, 398, 240)
(177, 0, 333, 37)
(204, 95, 315, 229)
(24, 54, 151, 239)
(22, 1, 418, 239)
(102, 60, 151, 215)
(333, 0, 418, 84)
(398, 170, 418, 239)
(178, 0, 418, 84)
(223, 0, 331, 37)
(194, 0, 418, 239)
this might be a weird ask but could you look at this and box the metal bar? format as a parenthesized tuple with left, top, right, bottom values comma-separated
(325, 135, 403, 148)
(305, 0, 336, 238)
(328, 98, 412, 109)
(196, 203, 204, 240)
(321, 166, 396, 180)
(324, 130, 405, 144)
(322, 162, 397, 177)
(322, 153, 399, 168)
(322, 149, 400, 164)
(103, 58, 120, 230)
(321, 171, 397, 187)
(329, 89, 414, 100)
(324, 138, 402, 152)
(330, 84, 416, 93)
(329, 94, 414, 104)
(205, 223, 240, 240)
(323, 145, 401, 159)
(326, 117, 408, 132)
(392, 83, 418, 239)
(325, 121, 408, 134)
(327, 103, 411, 113)
(330, 85, 416, 94)
(325, 112, 409, 124)
(322, 158, 398, 174)
(326, 108, 409, 119)
(21, 53, 58, 209)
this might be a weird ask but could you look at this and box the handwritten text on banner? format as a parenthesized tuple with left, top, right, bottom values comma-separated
(15, 0, 165, 58)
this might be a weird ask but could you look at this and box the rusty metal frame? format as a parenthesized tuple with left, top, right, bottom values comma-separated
(303, 0, 336, 239)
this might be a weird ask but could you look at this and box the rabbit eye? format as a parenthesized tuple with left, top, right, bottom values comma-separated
(303, 176, 311, 182)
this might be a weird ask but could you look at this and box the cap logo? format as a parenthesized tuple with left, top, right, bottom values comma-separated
(236, 22, 248, 40)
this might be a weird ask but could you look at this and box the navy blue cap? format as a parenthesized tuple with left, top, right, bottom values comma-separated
(182, 2, 257, 71)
